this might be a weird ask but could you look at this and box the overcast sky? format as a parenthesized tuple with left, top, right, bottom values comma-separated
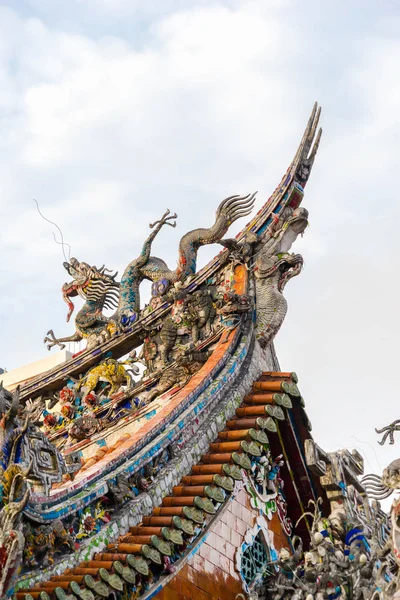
(0, 0, 399, 489)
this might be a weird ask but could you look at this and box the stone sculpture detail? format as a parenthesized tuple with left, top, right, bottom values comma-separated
(0, 385, 70, 596)
(0, 471, 29, 598)
(360, 420, 400, 596)
(376, 420, 400, 446)
(23, 520, 75, 568)
(2, 105, 330, 598)
(44, 259, 121, 349)
(45, 194, 256, 350)
(268, 444, 397, 599)
(77, 356, 139, 399)
(254, 207, 308, 349)
(39, 193, 311, 448)
(297, 440, 400, 598)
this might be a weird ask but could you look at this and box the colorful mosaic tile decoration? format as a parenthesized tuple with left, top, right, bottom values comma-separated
(3, 104, 398, 599)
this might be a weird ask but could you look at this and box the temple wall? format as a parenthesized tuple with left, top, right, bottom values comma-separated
(154, 488, 289, 600)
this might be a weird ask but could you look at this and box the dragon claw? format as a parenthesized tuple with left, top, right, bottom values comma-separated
(43, 329, 66, 351)
(150, 209, 178, 230)
(375, 420, 400, 446)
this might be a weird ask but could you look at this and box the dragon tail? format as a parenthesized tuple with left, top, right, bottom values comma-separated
(215, 192, 257, 227)
(176, 192, 257, 276)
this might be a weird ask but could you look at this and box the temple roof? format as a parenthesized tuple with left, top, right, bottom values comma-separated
(16, 371, 320, 600)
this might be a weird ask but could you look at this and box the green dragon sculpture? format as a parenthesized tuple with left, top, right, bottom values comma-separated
(44, 193, 256, 350)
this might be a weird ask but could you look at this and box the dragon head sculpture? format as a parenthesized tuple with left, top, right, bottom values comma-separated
(275, 206, 309, 250)
(44, 259, 121, 350)
(254, 206, 308, 287)
(253, 207, 308, 348)
(62, 258, 120, 323)
(254, 251, 304, 292)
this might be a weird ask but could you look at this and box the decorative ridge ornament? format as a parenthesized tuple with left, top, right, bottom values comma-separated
(40, 104, 322, 358)
(0, 384, 70, 597)
(44, 193, 257, 351)
(17, 103, 321, 405)
(2, 106, 334, 600)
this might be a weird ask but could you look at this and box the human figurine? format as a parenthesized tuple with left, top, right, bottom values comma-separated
(252, 455, 270, 495)
(267, 454, 285, 493)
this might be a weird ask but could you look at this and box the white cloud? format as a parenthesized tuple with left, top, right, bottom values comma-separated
(0, 0, 399, 486)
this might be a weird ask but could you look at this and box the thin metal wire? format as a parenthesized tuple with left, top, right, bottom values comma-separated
(33, 198, 71, 261)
